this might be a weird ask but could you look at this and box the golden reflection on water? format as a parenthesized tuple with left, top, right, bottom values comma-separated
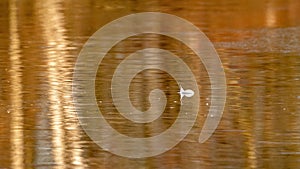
(1, 0, 300, 168)
(34, 0, 83, 168)
(9, 0, 24, 168)
(35, 0, 66, 167)
(266, 2, 277, 27)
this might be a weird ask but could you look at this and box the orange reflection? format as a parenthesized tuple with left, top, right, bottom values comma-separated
(265, 2, 277, 27)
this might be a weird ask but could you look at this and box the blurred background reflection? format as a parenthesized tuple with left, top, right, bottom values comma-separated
(0, 0, 299, 168)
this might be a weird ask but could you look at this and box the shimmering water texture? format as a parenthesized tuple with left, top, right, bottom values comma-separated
(72, 13, 225, 158)
(0, 0, 300, 168)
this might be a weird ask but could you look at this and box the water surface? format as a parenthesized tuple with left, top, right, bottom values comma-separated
(0, 0, 300, 168)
